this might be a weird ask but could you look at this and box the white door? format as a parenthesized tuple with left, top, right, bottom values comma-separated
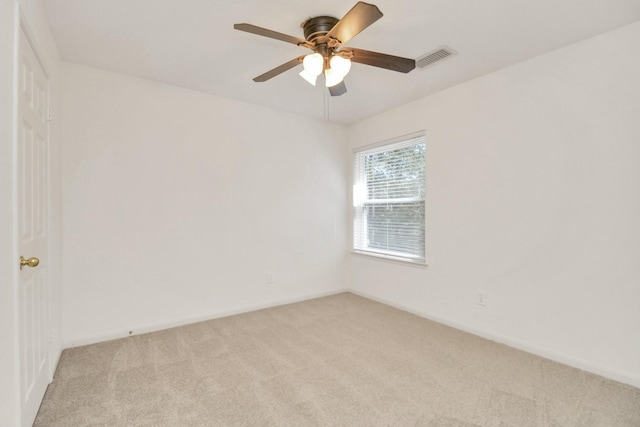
(17, 27, 50, 427)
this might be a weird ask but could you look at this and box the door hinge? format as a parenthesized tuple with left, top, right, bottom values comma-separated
(47, 107, 52, 122)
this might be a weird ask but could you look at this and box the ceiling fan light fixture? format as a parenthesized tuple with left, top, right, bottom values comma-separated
(330, 55, 351, 76)
(235, 2, 416, 96)
(325, 55, 351, 87)
(299, 69, 319, 86)
(324, 68, 343, 88)
(299, 53, 323, 86)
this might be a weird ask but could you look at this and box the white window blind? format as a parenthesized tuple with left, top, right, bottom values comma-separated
(353, 132, 426, 263)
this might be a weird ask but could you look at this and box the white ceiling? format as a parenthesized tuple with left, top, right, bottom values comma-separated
(43, 0, 640, 124)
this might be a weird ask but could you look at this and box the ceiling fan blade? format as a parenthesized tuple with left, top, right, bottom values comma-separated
(344, 47, 415, 73)
(234, 23, 308, 46)
(326, 2, 383, 45)
(328, 81, 347, 96)
(253, 56, 305, 82)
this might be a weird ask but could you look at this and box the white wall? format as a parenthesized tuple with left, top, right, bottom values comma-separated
(61, 63, 348, 345)
(0, 0, 62, 425)
(348, 22, 640, 387)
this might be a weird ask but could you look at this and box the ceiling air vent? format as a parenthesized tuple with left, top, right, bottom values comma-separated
(416, 46, 456, 69)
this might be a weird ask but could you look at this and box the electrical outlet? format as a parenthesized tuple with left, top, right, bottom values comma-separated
(476, 292, 487, 307)
(266, 272, 275, 284)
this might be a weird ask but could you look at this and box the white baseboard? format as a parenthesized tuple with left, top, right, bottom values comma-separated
(348, 289, 640, 389)
(63, 288, 349, 349)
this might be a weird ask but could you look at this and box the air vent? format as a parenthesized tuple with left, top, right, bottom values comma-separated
(416, 46, 456, 69)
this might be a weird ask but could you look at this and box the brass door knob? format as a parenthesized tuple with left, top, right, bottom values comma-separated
(20, 256, 40, 270)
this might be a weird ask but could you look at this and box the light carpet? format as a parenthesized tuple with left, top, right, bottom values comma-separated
(35, 292, 640, 426)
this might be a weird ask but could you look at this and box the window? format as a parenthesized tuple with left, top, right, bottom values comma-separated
(353, 132, 426, 264)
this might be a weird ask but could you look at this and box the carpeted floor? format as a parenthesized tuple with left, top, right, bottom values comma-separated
(35, 292, 640, 426)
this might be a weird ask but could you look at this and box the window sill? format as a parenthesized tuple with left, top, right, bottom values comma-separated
(350, 250, 428, 268)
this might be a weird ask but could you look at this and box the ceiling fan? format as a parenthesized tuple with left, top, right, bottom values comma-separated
(234, 1, 416, 96)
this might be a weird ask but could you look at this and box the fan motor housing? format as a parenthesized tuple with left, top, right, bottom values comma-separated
(301, 16, 338, 42)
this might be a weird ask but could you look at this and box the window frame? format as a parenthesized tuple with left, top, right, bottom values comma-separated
(352, 131, 427, 266)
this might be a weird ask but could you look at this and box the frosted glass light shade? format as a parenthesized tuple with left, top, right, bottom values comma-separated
(330, 55, 351, 76)
(299, 53, 324, 86)
(299, 69, 319, 85)
(324, 68, 343, 87)
(325, 55, 352, 87)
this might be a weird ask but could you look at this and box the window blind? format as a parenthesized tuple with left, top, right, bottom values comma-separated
(353, 132, 426, 263)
